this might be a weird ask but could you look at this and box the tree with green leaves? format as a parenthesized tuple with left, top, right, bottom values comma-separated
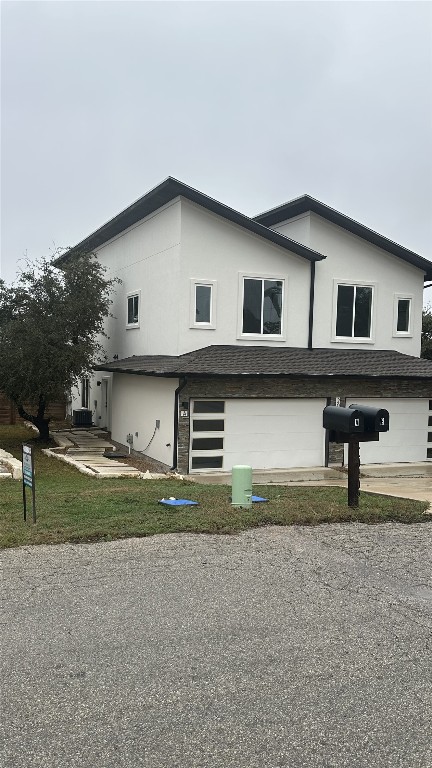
(422, 305, 432, 360)
(0, 253, 117, 441)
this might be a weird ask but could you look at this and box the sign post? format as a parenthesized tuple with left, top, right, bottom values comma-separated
(22, 444, 36, 523)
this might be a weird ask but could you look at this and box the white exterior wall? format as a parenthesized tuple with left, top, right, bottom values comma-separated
(111, 374, 178, 466)
(309, 215, 423, 355)
(178, 199, 312, 354)
(271, 212, 424, 356)
(94, 199, 182, 360)
(271, 213, 311, 245)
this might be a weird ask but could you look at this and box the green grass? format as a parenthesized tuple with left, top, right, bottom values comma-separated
(0, 425, 429, 549)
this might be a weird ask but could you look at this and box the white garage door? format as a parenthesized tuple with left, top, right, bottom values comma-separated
(344, 398, 429, 464)
(190, 398, 326, 472)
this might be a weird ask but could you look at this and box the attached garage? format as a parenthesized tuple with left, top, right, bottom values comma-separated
(95, 345, 432, 475)
(190, 398, 326, 472)
(345, 398, 430, 464)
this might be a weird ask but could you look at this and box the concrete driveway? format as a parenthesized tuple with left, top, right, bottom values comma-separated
(1, 525, 432, 768)
(193, 465, 432, 509)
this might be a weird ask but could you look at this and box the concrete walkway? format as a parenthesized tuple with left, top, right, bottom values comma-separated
(48, 429, 145, 478)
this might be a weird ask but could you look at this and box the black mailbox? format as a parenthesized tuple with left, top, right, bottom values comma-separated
(323, 406, 364, 433)
(349, 404, 389, 432)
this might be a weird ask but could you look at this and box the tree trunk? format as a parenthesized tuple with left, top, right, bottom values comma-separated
(17, 396, 51, 443)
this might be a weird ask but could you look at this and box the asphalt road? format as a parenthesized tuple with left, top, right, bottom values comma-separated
(1, 524, 432, 768)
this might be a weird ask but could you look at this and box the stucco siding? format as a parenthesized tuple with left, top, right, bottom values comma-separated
(178, 199, 311, 353)
(270, 213, 311, 245)
(111, 374, 178, 466)
(309, 214, 424, 355)
(94, 199, 182, 359)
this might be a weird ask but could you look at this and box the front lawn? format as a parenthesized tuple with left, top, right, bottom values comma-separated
(0, 425, 429, 549)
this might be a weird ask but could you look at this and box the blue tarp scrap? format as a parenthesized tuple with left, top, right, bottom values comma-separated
(159, 498, 199, 506)
(159, 496, 269, 507)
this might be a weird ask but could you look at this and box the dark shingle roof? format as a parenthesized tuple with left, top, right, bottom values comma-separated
(254, 195, 432, 281)
(55, 178, 325, 266)
(95, 345, 432, 380)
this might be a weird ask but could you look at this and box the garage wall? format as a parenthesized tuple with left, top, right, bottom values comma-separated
(111, 374, 178, 466)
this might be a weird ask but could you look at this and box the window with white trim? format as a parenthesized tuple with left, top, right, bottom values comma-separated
(190, 280, 217, 329)
(81, 378, 90, 409)
(241, 277, 284, 336)
(335, 283, 373, 339)
(127, 292, 140, 327)
(393, 295, 412, 336)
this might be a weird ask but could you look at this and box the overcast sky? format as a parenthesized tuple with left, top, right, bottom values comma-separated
(1, 1, 432, 295)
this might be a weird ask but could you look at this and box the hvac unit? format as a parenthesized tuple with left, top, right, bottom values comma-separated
(72, 409, 93, 427)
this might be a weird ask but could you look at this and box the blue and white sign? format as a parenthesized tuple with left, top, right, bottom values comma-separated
(22, 444, 33, 488)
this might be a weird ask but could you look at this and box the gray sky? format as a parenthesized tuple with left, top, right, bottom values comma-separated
(2, 1, 432, 296)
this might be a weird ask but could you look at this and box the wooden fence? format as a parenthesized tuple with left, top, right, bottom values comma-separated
(0, 392, 66, 425)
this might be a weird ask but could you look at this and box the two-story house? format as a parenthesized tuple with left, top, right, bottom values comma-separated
(57, 178, 432, 474)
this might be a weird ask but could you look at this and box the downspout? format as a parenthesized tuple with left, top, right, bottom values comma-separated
(171, 376, 188, 471)
(308, 261, 316, 350)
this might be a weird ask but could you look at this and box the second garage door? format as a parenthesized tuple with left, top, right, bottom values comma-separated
(344, 398, 429, 464)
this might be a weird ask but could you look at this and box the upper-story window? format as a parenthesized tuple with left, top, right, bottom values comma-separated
(393, 295, 412, 336)
(334, 282, 374, 340)
(241, 276, 284, 336)
(127, 292, 140, 328)
(190, 280, 217, 329)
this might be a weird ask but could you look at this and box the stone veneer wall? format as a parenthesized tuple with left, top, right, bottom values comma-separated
(176, 377, 432, 474)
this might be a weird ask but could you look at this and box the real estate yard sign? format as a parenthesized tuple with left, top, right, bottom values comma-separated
(22, 444, 36, 523)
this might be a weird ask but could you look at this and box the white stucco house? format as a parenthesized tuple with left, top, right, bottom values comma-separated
(57, 178, 432, 473)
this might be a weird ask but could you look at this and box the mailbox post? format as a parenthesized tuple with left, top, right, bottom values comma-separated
(323, 405, 390, 508)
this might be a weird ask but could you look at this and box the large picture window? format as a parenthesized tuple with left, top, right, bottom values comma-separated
(335, 283, 373, 339)
(242, 277, 283, 335)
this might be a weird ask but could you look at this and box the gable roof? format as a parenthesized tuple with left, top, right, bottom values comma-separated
(95, 345, 432, 380)
(254, 194, 432, 281)
(55, 178, 325, 266)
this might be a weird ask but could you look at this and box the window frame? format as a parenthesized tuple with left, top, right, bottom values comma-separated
(332, 279, 376, 343)
(126, 290, 141, 329)
(81, 378, 90, 409)
(189, 279, 217, 329)
(237, 272, 286, 340)
(393, 294, 413, 337)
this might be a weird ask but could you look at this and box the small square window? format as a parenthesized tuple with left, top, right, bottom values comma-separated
(195, 285, 212, 323)
(394, 296, 412, 336)
(127, 294, 140, 326)
(190, 280, 217, 328)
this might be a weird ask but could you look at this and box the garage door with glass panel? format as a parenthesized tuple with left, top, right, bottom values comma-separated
(344, 398, 429, 464)
(190, 398, 326, 472)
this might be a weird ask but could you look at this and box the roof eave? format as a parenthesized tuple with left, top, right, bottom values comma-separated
(254, 195, 432, 281)
(55, 179, 326, 267)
